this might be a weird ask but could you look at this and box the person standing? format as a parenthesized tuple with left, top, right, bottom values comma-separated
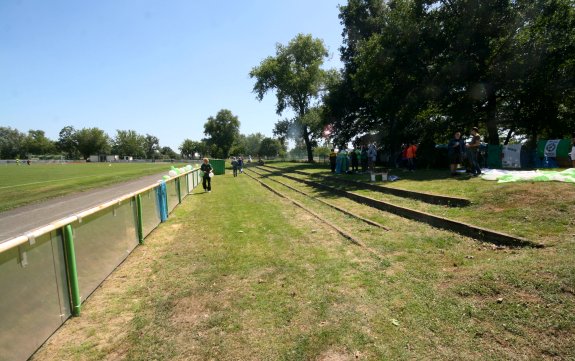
(406, 142, 417, 172)
(201, 158, 213, 192)
(368, 144, 377, 173)
(231, 157, 239, 177)
(238, 157, 244, 173)
(329, 148, 337, 173)
(466, 127, 482, 176)
(448, 131, 465, 176)
(350, 147, 359, 172)
(360, 146, 368, 173)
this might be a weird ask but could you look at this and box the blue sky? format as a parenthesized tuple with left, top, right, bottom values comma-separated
(0, 0, 344, 151)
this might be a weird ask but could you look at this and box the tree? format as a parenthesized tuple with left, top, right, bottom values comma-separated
(24, 130, 56, 156)
(273, 119, 291, 149)
(112, 130, 145, 158)
(250, 33, 333, 162)
(203, 109, 240, 159)
(0, 126, 26, 159)
(75, 128, 111, 159)
(259, 137, 282, 158)
(57, 126, 80, 159)
(330, 0, 575, 149)
(245, 133, 265, 156)
(159, 146, 178, 159)
(143, 134, 160, 159)
(180, 139, 206, 159)
(229, 134, 247, 156)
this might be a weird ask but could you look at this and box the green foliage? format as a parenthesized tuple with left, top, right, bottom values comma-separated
(203, 109, 240, 159)
(327, 0, 575, 151)
(24, 129, 57, 156)
(143, 134, 160, 159)
(112, 130, 145, 158)
(0, 126, 26, 159)
(250, 34, 333, 161)
(159, 146, 178, 159)
(57, 126, 80, 159)
(179, 139, 206, 159)
(259, 137, 282, 157)
(75, 127, 111, 159)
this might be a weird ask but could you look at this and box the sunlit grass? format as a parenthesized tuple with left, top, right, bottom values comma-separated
(0, 162, 189, 211)
(31, 170, 575, 360)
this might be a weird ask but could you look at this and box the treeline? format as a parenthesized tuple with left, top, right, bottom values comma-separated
(0, 109, 284, 160)
(323, 0, 575, 150)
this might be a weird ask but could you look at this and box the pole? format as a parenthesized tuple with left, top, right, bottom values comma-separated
(63, 224, 81, 316)
(136, 195, 144, 244)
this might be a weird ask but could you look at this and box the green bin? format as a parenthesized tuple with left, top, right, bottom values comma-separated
(487, 145, 502, 168)
(209, 159, 226, 175)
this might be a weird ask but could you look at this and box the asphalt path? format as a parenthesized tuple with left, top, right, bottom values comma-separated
(0, 172, 168, 244)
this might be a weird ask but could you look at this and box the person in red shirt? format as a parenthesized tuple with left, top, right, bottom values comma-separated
(406, 141, 417, 172)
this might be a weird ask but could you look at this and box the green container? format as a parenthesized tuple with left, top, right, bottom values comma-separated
(209, 159, 226, 175)
(487, 145, 502, 168)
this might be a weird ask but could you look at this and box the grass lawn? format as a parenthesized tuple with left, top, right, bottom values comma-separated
(265, 162, 575, 246)
(30, 167, 575, 360)
(0, 162, 190, 212)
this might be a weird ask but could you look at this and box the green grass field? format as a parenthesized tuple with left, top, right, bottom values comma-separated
(266, 162, 575, 245)
(0, 162, 190, 212)
(29, 163, 574, 360)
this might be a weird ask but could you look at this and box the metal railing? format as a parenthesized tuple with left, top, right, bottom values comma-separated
(0, 169, 201, 361)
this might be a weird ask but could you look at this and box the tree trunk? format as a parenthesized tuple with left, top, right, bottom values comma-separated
(302, 125, 313, 162)
(503, 127, 514, 145)
(485, 85, 499, 145)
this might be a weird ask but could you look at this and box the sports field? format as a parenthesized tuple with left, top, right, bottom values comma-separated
(29, 163, 574, 360)
(0, 162, 190, 212)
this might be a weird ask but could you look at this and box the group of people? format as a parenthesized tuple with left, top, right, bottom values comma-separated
(448, 127, 482, 177)
(329, 144, 379, 174)
(15, 158, 31, 165)
(230, 156, 244, 177)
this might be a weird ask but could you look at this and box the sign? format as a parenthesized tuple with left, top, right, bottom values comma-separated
(502, 144, 522, 168)
(544, 140, 561, 157)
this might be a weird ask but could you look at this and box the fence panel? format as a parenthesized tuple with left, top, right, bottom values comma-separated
(140, 188, 161, 238)
(179, 175, 187, 197)
(0, 170, 201, 361)
(166, 179, 179, 212)
(0, 231, 70, 361)
(73, 200, 138, 301)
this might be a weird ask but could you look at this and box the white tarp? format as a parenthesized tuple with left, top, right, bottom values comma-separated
(501, 144, 522, 168)
(481, 168, 575, 183)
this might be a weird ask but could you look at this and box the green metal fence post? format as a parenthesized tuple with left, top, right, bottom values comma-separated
(176, 178, 182, 204)
(63, 224, 81, 316)
(136, 194, 144, 244)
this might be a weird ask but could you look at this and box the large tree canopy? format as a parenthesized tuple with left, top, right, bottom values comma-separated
(75, 127, 111, 159)
(250, 33, 334, 162)
(180, 139, 206, 159)
(112, 130, 145, 158)
(326, 0, 575, 152)
(0, 127, 26, 159)
(203, 109, 240, 159)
